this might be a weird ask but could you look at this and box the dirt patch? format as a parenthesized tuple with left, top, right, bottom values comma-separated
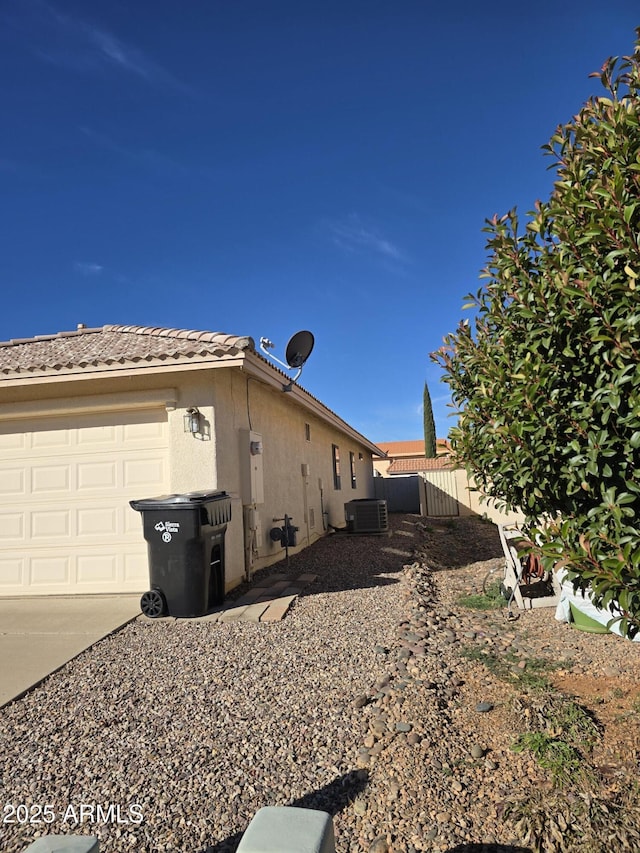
(417, 515, 504, 569)
(551, 671, 640, 777)
(414, 514, 640, 850)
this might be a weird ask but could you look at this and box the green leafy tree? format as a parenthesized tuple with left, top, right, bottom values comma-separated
(423, 382, 437, 458)
(433, 33, 640, 637)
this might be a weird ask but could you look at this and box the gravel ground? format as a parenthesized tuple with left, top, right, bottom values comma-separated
(1, 514, 639, 853)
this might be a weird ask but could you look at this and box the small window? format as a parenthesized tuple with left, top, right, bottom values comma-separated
(309, 507, 315, 528)
(349, 451, 357, 489)
(332, 444, 341, 490)
(305, 422, 311, 441)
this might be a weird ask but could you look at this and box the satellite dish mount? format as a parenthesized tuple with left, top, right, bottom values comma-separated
(259, 330, 315, 391)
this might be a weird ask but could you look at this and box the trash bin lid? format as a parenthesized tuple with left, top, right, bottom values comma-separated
(130, 490, 229, 511)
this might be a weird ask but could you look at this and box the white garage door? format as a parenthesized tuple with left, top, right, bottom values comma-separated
(0, 409, 169, 596)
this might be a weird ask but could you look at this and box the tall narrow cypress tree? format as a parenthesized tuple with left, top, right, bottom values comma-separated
(423, 382, 437, 458)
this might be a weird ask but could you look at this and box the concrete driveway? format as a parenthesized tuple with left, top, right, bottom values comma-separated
(0, 596, 141, 707)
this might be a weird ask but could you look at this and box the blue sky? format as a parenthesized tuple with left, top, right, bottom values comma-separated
(1, 2, 638, 443)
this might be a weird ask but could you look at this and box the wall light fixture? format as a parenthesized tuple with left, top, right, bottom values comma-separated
(184, 406, 202, 435)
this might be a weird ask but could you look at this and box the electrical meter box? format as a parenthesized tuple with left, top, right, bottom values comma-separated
(240, 429, 264, 504)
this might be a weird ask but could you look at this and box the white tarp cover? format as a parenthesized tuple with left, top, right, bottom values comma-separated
(555, 568, 640, 642)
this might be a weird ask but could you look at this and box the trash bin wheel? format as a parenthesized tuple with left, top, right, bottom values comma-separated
(140, 589, 166, 618)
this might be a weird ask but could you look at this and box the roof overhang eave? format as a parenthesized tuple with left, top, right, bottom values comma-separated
(0, 353, 248, 387)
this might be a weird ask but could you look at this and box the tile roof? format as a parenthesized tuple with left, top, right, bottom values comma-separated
(377, 439, 451, 457)
(377, 440, 424, 456)
(0, 325, 255, 377)
(387, 456, 454, 474)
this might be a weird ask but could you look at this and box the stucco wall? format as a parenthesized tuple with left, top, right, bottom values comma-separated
(373, 458, 391, 477)
(456, 469, 525, 526)
(163, 376, 218, 494)
(211, 369, 376, 587)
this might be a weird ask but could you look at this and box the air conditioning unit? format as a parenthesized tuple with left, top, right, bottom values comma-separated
(344, 499, 389, 534)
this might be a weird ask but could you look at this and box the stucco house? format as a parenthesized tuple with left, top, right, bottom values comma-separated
(0, 324, 383, 598)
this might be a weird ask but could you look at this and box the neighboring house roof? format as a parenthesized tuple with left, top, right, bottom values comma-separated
(377, 439, 451, 457)
(378, 440, 424, 456)
(387, 456, 454, 474)
(0, 324, 385, 458)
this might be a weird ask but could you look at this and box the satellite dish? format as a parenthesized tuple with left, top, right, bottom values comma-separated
(285, 331, 314, 369)
(259, 329, 315, 391)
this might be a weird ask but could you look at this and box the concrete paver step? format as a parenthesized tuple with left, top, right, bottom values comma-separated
(237, 602, 271, 622)
(218, 605, 249, 623)
(234, 588, 270, 606)
(219, 573, 317, 623)
(260, 595, 296, 622)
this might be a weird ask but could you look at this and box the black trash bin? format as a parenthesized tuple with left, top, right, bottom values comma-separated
(130, 490, 232, 618)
